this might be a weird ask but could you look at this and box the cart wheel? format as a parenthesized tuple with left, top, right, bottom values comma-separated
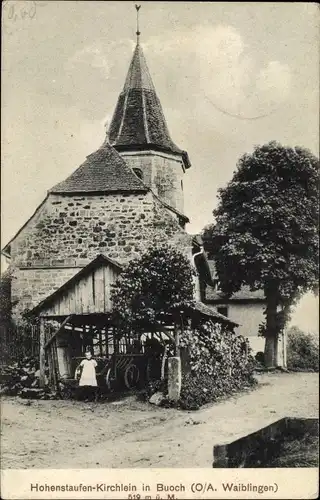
(105, 368, 113, 390)
(124, 364, 140, 389)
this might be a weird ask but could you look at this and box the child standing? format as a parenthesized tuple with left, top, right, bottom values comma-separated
(75, 351, 98, 402)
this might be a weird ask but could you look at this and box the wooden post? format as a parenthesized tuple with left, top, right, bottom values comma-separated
(47, 346, 53, 386)
(52, 340, 60, 390)
(51, 347, 58, 391)
(98, 327, 103, 356)
(175, 314, 182, 357)
(161, 345, 168, 381)
(283, 328, 287, 369)
(39, 317, 46, 388)
(113, 326, 118, 379)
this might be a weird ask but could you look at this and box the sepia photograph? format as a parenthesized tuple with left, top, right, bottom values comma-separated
(1, 1, 319, 498)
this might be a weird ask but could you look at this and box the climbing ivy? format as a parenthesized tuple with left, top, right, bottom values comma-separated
(179, 320, 256, 409)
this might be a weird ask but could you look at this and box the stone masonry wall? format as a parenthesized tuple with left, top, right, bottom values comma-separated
(11, 267, 80, 316)
(10, 191, 192, 316)
(120, 150, 185, 214)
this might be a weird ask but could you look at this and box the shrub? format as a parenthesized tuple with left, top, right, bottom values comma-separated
(179, 370, 257, 410)
(139, 320, 257, 410)
(111, 245, 195, 330)
(255, 351, 265, 366)
(287, 326, 319, 371)
(0, 268, 14, 325)
(178, 371, 257, 410)
(177, 320, 257, 410)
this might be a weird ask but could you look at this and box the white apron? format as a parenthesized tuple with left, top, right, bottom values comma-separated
(79, 359, 98, 387)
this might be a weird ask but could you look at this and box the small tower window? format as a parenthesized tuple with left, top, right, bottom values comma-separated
(181, 179, 183, 191)
(133, 168, 143, 180)
(217, 306, 229, 318)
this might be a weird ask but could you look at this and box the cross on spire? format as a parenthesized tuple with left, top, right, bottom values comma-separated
(135, 4, 141, 43)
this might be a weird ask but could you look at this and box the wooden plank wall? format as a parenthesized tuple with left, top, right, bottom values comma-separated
(42, 263, 119, 317)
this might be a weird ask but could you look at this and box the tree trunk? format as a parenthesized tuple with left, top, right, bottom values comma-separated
(264, 335, 279, 368)
(264, 290, 279, 368)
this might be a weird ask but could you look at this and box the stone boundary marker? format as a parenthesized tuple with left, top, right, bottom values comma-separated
(212, 417, 319, 468)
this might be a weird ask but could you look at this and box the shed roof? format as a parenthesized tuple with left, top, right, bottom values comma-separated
(206, 286, 265, 302)
(192, 301, 239, 326)
(50, 142, 148, 194)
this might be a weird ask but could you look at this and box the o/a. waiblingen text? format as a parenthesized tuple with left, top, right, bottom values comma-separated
(30, 481, 279, 496)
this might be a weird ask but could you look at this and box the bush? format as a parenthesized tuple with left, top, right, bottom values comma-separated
(179, 372, 257, 410)
(0, 268, 13, 324)
(287, 326, 319, 371)
(111, 245, 195, 329)
(254, 350, 267, 370)
(177, 320, 257, 410)
(139, 320, 257, 410)
(0, 356, 58, 399)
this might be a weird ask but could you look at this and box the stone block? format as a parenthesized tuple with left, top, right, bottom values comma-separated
(168, 356, 181, 402)
(149, 392, 165, 405)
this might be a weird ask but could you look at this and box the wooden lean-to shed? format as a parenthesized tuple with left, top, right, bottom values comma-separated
(28, 252, 239, 393)
(29, 254, 122, 388)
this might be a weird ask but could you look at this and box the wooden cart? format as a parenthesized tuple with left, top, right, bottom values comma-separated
(58, 349, 166, 399)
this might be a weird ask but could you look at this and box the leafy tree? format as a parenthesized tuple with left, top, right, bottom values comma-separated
(203, 141, 319, 368)
(111, 245, 195, 329)
(286, 326, 319, 372)
(0, 268, 14, 325)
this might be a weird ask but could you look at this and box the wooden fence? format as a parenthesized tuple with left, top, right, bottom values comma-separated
(0, 323, 40, 363)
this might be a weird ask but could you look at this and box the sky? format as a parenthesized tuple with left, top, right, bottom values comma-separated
(1, 1, 319, 332)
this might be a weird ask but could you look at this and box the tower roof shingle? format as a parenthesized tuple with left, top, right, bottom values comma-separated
(109, 42, 191, 169)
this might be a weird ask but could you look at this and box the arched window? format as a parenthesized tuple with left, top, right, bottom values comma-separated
(133, 168, 143, 180)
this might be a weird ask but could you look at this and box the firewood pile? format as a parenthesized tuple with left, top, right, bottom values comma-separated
(0, 356, 59, 399)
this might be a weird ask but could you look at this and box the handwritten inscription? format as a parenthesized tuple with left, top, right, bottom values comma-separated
(3, 1, 47, 33)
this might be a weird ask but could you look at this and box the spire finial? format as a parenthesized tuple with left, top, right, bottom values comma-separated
(135, 4, 141, 43)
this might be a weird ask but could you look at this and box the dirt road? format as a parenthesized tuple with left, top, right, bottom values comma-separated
(1, 372, 318, 469)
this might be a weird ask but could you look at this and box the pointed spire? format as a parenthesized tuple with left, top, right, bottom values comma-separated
(122, 5, 154, 92)
(123, 43, 155, 92)
(108, 7, 191, 169)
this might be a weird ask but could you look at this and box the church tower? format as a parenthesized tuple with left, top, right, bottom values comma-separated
(109, 7, 191, 216)
(2, 6, 193, 317)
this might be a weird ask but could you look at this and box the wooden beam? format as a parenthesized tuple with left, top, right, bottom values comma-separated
(52, 339, 60, 390)
(163, 330, 175, 344)
(175, 327, 180, 357)
(44, 314, 73, 350)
